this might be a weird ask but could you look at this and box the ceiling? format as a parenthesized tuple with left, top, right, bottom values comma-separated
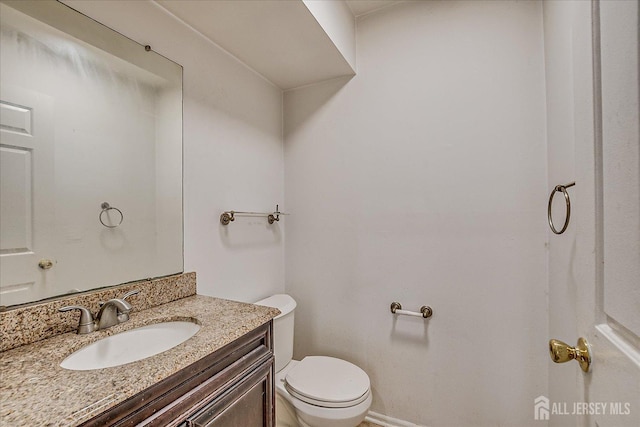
(156, 0, 355, 89)
(154, 1, 405, 89)
(345, 0, 403, 17)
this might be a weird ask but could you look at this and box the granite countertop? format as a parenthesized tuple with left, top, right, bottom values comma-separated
(0, 295, 280, 426)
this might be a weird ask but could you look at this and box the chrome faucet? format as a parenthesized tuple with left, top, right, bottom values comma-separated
(59, 290, 140, 334)
(96, 295, 134, 330)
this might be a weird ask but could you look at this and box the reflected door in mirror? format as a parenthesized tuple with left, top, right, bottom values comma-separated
(0, 86, 55, 306)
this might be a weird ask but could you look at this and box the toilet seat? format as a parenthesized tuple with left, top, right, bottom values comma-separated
(284, 356, 370, 409)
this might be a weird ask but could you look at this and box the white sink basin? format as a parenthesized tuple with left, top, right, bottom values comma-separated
(60, 321, 200, 371)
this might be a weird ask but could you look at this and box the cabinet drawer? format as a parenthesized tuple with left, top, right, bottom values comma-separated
(142, 348, 273, 426)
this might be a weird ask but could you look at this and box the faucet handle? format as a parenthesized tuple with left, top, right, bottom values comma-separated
(121, 289, 140, 301)
(98, 289, 138, 307)
(59, 305, 96, 334)
(115, 290, 140, 322)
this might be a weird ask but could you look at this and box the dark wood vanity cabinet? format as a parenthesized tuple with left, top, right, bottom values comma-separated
(82, 322, 274, 427)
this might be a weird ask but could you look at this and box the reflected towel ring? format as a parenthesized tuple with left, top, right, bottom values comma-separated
(548, 182, 575, 235)
(99, 202, 123, 228)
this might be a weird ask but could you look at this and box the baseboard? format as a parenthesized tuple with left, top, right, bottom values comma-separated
(364, 411, 428, 427)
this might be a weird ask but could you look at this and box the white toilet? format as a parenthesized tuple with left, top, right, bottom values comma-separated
(255, 294, 372, 427)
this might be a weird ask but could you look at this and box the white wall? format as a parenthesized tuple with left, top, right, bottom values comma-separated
(542, 1, 580, 423)
(284, 1, 548, 425)
(63, 0, 285, 302)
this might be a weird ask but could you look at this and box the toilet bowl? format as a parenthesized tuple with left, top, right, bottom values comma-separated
(276, 358, 372, 427)
(255, 294, 372, 427)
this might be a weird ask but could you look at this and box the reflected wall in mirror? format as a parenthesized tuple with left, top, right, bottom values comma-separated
(0, 0, 183, 308)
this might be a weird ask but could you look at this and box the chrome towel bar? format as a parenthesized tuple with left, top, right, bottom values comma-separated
(390, 302, 433, 319)
(220, 204, 288, 225)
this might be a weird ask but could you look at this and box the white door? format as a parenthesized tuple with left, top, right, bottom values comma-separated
(0, 86, 55, 307)
(584, 1, 640, 423)
(554, 1, 640, 426)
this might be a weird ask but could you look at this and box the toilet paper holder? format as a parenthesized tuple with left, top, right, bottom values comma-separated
(390, 302, 433, 319)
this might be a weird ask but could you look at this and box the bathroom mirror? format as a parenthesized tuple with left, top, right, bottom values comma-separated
(0, 0, 183, 307)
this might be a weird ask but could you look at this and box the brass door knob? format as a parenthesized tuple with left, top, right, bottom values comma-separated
(549, 337, 591, 372)
(38, 259, 54, 270)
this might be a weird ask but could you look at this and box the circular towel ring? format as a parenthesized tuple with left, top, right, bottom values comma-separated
(99, 202, 123, 228)
(548, 183, 575, 235)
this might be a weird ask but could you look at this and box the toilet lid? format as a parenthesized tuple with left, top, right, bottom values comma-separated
(284, 356, 370, 408)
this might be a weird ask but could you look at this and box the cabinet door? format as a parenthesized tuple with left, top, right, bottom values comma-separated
(187, 361, 273, 427)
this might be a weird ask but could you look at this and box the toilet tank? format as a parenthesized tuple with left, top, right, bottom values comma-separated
(255, 294, 297, 373)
